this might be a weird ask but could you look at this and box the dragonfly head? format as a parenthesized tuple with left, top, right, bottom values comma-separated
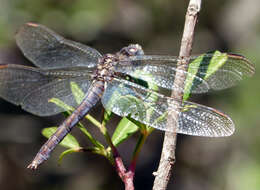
(118, 44, 144, 57)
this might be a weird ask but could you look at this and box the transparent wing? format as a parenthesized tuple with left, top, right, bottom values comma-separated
(102, 79, 234, 137)
(16, 23, 102, 69)
(0, 64, 92, 116)
(115, 52, 255, 94)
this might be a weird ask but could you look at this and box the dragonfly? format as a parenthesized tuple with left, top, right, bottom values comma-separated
(0, 23, 254, 169)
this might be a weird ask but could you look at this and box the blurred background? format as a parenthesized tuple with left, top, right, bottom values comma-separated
(0, 0, 259, 189)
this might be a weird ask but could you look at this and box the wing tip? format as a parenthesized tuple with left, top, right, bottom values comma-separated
(0, 64, 9, 69)
(26, 22, 39, 27)
(225, 125, 235, 137)
(15, 22, 39, 38)
(227, 53, 255, 76)
(209, 107, 236, 137)
(212, 117, 235, 137)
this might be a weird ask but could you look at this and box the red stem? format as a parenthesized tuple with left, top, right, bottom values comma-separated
(111, 143, 135, 190)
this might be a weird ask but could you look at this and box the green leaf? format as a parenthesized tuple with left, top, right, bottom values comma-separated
(103, 109, 113, 125)
(203, 52, 228, 79)
(104, 87, 142, 136)
(130, 70, 159, 92)
(49, 98, 74, 112)
(58, 148, 81, 165)
(183, 51, 228, 101)
(76, 122, 104, 149)
(112, 118, 139, 146)
(70, 81, 85, 105)
(49, 91, 103, 146)
(42, 127, 80, 149)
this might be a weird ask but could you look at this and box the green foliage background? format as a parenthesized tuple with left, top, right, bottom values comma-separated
(0, 0, 259, 190)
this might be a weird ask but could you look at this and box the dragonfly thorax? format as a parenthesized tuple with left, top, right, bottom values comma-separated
(93, 54, 117, 82)
(93, 44, 145, 82)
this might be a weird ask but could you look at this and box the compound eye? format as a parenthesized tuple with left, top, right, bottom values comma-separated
(129, 48, 137, 53)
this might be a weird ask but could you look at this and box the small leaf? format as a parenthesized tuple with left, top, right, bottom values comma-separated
(49, 97, 103, 147)
(103, 109, 113, 125)
(58, 148, 81, 165)
(131, 70, 159, 92)
(183, 51, 228, 101)
(127, 117, 147, 131)
(70, 81, 85, 105)
(112, 118, 139, 146)
(49, 98, 74, 111)
(204, 51, 228, 79)
(42, 127, 80, 149)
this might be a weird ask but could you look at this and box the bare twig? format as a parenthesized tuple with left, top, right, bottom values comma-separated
(152, 0, 201, 189)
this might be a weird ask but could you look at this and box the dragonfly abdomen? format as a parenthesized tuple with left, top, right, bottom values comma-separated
(27, 81, 105, 169)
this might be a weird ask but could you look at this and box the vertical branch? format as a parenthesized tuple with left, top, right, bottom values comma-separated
(152, 0, 201, 190)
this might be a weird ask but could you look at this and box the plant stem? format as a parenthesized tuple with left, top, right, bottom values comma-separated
(64, 112, 104, 149)
(152, 0, 201, 189)
(77, 123, 104, 149)
(85, 114, 102, 128)
(99, 117, 137, 190)
(109, 131, 135, 190)
(85, 113, 115, 150)
(129, 131, 148, 174)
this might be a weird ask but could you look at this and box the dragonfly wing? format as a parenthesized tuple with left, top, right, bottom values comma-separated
(115, 53, 254, 94)
(102, 79, 234, 137)
(16, 23, 102, 69)
(0, 64, 92, 116)
(177, 101, 234, 136)
(22, 78, 92, 116)
(191, 53, 255, 91)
